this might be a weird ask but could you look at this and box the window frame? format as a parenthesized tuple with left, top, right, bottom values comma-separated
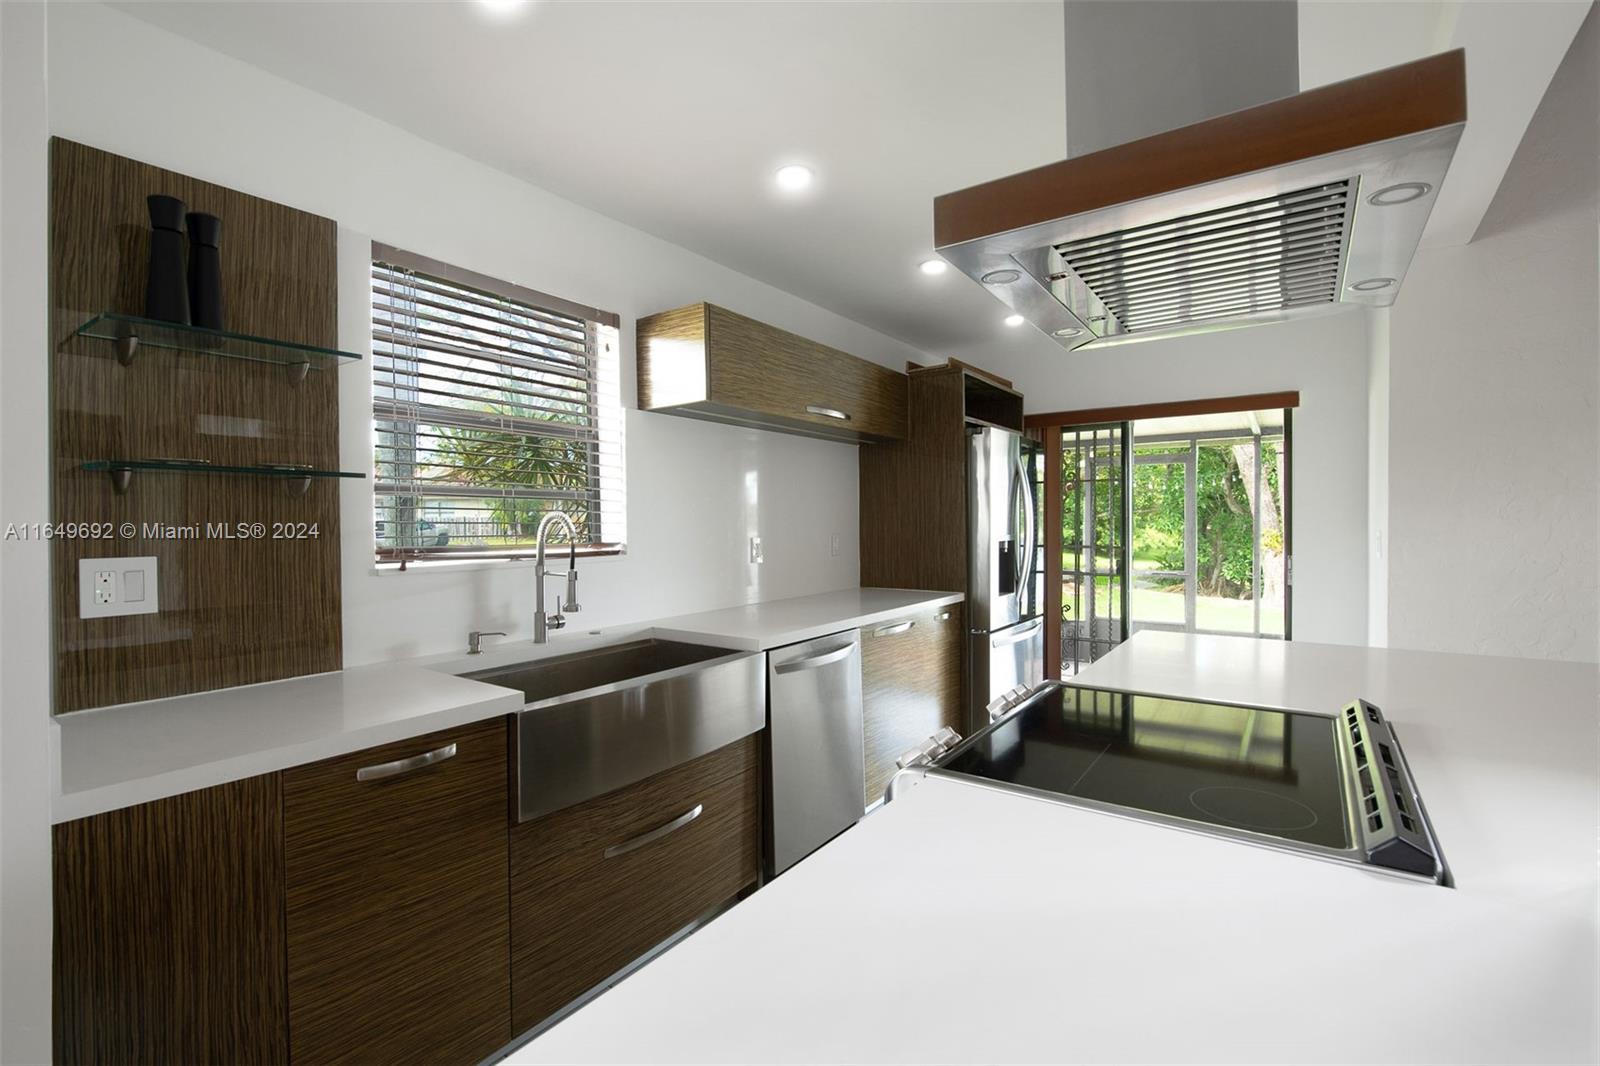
(369, 242, 624, 569)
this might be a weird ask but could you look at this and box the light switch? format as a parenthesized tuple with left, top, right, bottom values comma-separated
(79, 557, 159, 618)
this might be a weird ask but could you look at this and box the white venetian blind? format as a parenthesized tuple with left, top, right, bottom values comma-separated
(370, 244, 625, 564)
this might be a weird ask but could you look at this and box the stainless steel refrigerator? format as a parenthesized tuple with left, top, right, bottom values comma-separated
(966, 426, 1044, 732)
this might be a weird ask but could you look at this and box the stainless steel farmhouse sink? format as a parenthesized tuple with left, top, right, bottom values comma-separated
(464, 639, 765, 823)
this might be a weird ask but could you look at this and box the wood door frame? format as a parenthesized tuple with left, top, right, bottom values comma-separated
(1042, 427, 1062, 679)
(1024, 390, 1299, 431)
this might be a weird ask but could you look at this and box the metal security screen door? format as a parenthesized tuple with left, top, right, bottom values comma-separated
(1048, 424, 1131, 677)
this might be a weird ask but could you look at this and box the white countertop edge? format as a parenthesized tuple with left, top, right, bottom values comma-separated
(650, 590, 965, 651)
(51, 677, 521, 824)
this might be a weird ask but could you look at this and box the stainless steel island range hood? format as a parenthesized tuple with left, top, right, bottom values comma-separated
(934, 48, 1466, 350)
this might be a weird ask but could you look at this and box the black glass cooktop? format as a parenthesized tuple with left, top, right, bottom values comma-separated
(942, 685, 1350, 850)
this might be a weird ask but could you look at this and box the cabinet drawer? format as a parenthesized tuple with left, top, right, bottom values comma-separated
(511, 734, 760, 1033)
(862, 603, 964, 805)
(284, 718, 510, 1066)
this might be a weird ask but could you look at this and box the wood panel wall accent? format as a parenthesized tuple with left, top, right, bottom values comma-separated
(859, 365, 968, 591)
(638, 302, 908, 443)
(50, 138, 342, 713)
(862, 602, 963, 805)
(53, 775, 287, 1066)
(283, 718, 511, 1066)
(510, 735, 760, 1034)
(934, 50, 1466, 248)
(1023, 390, 1301, 430)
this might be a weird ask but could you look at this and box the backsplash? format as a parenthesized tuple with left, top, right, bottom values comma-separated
(50, 139, 344, 712)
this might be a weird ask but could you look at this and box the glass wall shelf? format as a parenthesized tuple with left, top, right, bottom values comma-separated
(82, 459, 365, 497)
(73, 312, 360, 381)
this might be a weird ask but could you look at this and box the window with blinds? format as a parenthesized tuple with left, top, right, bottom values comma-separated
(371, 244, 624, 565)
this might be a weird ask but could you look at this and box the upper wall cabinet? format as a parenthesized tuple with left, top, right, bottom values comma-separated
(637, 303, 908, 443)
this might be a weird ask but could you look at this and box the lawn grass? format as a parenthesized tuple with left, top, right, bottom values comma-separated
(1060, 577, 1284, 635)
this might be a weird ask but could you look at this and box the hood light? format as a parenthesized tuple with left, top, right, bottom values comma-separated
(1350, 277, 1396, 292)
(981, 269, 1022, 285)
(1369, 182, 1432, 206)
(919, 259, 948, 276)
(1052, 327, 1084, 338)
(1004, 314, 1026, 327)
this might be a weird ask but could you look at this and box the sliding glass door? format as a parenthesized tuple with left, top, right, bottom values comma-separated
(1038, 400, 1293, 680)
(1130, 413, 1290, 639)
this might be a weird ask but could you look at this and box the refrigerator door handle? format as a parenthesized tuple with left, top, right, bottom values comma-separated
(1016, 453, 1036, 598)
(991, 619, 1043, 646)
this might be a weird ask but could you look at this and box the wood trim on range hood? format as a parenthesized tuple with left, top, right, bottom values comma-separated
(935, 50, 1467, 351)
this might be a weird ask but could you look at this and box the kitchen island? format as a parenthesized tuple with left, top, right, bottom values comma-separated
(508, 632, 1599, 1065)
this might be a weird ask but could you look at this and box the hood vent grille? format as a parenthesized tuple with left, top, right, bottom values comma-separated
(1050, 180, 1352, 338)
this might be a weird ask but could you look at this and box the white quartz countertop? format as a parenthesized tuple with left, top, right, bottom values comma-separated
(51, 664, 523, 823)
(51, 587, 960, 822)
(648, 587, 963, 651)
(510, 633, 1599, 1065)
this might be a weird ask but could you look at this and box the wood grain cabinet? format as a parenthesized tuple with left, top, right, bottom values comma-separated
(861, 602, 965, 806)
(510, 734, 761, 1033)
(53, 776, 288, 1066)
(638, 302, 908, 443)
(283, 718, 511, 1066)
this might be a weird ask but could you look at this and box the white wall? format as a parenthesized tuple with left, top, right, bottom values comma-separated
(1367, 308, 1390, 647)
(946, 310, 1373, 647)
(1386, 9, 1600, 662)
(44, 2, 936, 665)
(0, 5, 54, 1062)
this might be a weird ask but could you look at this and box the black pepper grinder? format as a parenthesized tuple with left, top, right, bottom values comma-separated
(185, 211, 224, 331)
(144, 195, 190, 324)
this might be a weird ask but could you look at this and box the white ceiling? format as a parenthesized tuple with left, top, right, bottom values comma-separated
(113, 0, 1067, 354)
(113, 0, 1586, 357)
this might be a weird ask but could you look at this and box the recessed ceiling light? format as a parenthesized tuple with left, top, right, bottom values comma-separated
(775, 164, 814, 191)
(1368, 182, 1432, 206)
(1350, 277, 1396, 292)
(1052, 326, 1083, 338)
(475, 0, 530, 18)
(1004, 314, 1026, 328)
(919, 258, 948, 276)
(981, 269, 1022, 285)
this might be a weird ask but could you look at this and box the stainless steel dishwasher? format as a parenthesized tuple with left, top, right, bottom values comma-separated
(766, 629, 864, 875)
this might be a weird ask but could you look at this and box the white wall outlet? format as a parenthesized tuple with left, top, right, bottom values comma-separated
(78, 556, 159, 619)
(749, 536, 764, 564)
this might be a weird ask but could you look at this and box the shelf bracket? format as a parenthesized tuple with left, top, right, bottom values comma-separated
(108, 468, 133, 494)
(286, 360, 310, 386)
(114, 334, 139, 367)
(287, 476, 312, 497)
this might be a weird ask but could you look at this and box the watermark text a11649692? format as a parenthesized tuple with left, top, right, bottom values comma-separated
(4, 520, 320, 541)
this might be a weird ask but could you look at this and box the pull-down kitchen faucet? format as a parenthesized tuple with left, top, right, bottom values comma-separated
(533, 512, 582, 643)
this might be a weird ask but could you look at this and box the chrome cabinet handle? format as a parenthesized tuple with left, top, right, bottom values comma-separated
(355, 742, 458, 782)
(873, 620, 914, 637)
(604, 803, 703, 858)
(991, 619, 1043, 647)
(805, 404, 851, 421)
(773, 643, 854, 673)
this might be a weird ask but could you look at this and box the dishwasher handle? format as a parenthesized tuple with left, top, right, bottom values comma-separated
(773, 642, 855, 674)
